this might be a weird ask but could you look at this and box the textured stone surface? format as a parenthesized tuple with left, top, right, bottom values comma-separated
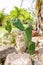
(16, 32, 26, 52)
(32, 37, 38, 44)
(38, 36, 43, 47)
(34, 55, 43, 65)
(4, 53, 32, 65)
(0, 46, 17, 59)
(32, 31, 38, 37)
(34, 59, 43, 65)
(35, 47, 43, 54)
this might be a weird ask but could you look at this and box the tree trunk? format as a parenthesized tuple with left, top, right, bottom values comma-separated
(20, 0, 24, 7)
(36, 1, 43, 35)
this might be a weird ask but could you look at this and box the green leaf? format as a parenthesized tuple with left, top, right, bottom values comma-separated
(24, 32, 28, 47)
(5, 20, 12, 33)
(28, 42, 35, 54)
(12, 18, 25, 31)
(24, 26, 32, 48)
(25, 26, 32, 42)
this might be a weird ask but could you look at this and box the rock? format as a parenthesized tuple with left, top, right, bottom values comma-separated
(38, 36, 43, 42)
(11, 30, 22, 34)
(16, 42, 26, 52)
(34, 54, 43, 65)
(38, 36, 43, 47)
(34, 41, 43, 65)
(0, 46, 17, 59)
(2, 33, 15, 45)
(32, 36, 43, 47)
(34, 59, 43, 65)
(34, 47, 43, 65)
(32, 37, 38, 44)
(32, 31, 38, 37)
(16, 31, 26, 52)
(37, 47, 43, 54)
(35, 36, 43, 52)
(4, 53, 32, 65)
(35, 47, 43, 54)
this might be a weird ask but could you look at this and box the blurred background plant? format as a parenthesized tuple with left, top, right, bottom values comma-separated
(0, 9, 5, 26)
(10, 6, 35, 24)
(5, 18, 12, 33)
(0, 5, 37, 29)
(0, 0, 37, 47)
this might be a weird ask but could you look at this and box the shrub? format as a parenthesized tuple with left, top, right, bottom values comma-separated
(12, 18, 35, 54)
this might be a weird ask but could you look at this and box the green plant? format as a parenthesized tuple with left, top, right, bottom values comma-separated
(5, 19, 12, 33)
(10, 6, 25, 19)
(10, 6, 34, 24)
(0, 9, 5, 26)
(3, 32, 16, 46)
(12, 18, 35, 54)
(4, 19, 16, 46)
